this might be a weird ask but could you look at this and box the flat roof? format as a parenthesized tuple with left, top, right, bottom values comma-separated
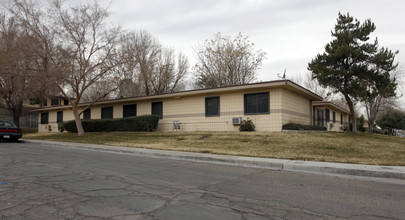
(32, 80, 323, 112)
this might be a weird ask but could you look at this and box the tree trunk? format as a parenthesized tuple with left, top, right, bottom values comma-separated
(72, 103, 85, 136)
(13, 114, 20, 128)
(10, 103, 23, 128)
(343, 91, 357, 132)
(368, 121, 374, 134)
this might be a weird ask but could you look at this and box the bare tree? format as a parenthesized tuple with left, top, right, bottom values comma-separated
(10, 0, 61, 104)
(151, 49, 189, 94)
(120, 30, 189, 96)
(291, 72, 336, 101)
(0, 10, 54, 127)
(49, 0, 123, 136)
(193, 32, 266, 88)
(0, 14, 33, 126)
(363, 67, 403, 133)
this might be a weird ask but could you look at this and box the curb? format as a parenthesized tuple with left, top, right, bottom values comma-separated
(23, 139, 405, 180)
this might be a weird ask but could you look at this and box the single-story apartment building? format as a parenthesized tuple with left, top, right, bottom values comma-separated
(32, 80, 350, 132)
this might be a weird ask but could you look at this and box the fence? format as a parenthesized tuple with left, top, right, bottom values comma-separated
(0, 114, 38, 128)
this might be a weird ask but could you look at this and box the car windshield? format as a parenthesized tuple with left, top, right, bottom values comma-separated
(0, 120, 17, 128)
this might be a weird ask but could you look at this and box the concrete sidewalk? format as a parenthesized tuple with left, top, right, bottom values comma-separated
(24, 139, 405, 180)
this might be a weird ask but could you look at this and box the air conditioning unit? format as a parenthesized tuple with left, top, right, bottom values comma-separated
(232, 117, 242, 125)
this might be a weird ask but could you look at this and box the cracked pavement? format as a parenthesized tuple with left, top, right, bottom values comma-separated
(1, 141, 404, 219)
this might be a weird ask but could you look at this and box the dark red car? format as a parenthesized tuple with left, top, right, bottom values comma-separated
(0, 120, 22, 142)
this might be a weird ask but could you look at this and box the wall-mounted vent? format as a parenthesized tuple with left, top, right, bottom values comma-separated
(232, 117, 242, 125)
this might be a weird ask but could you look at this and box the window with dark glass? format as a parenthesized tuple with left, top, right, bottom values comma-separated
(341, 114, 343, 124)
(123, 104, 137, 118)
(43, 99, 47, 107)
(333, 111, 336, 123)
(63, 100, 69, 105)
(30, 98, 40, 105)
(205, 96, 220, 116)
(83, 109, 91, 119)
(51, 99, 59, 106)
(244, 92, 269, 114)
(152, 102, 163, 119)
(57, 111, 63, 123)
(101, 106, 113, 119)
(41, 112, 49, 124)
(325, 108, 330, 122)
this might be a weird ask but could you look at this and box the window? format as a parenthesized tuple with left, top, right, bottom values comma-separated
(40, 112, 49, 124)
(83, 109, 91, 119)
(57, 111, 63, 123)
(325, 108, 330, 122)
(244, 92, 269, 114)
(205, 96, 220, 116)
(43, 99, 48, 107)
(316, 109, 324, 127)
(1, 121, 16, 127)
(333, 111, 336, 123)
(152, 102, 163, 119)
(341, 114, 343, 124)
(30, 98, 40, 105)
(51, 99, 59, 106)
(123, 104, 137, 118)
(63, 100, 69, 105)
(101, 107, 113, 119)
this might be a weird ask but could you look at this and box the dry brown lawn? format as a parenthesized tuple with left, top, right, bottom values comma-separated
(24, 131, 405, 166)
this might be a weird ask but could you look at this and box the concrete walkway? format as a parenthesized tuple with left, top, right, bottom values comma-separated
(24, 139, 405, 180)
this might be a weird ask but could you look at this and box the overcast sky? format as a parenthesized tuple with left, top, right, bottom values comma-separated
(98, 0, 405, 84)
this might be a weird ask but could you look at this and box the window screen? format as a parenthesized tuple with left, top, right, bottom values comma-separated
(41, 112, 49, 124)
(325, 108, 330, 122)
(83, 109, 91, 119)
(101, 106, 113, 119)
(152, 102, 163, 119)
(51, 99, 59, 106)
(333, 111, 336, 123)
(57, 111, 63, 123)
(205, 97, 220, 116)
(244, 92, 269, 114)
(123, 104, 137, 118)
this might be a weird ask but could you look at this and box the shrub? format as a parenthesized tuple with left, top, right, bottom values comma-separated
(282, 123, 326, 131)
(58, 122, 65, 132)
(357, 115, 366, 132)
(239, 120, 255, 132)
(61, 115, 159, 133)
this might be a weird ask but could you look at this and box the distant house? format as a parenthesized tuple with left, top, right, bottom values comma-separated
(24, 96, 72, 109)
(0, 96, 72, 129)
(32, 80, 351, 133)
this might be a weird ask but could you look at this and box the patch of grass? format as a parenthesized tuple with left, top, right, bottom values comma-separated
(199, 133, 213, 140)
(24, 131, 405, 166)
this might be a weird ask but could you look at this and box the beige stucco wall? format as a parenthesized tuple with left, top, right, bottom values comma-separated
(37, 87, 318, 133)
(155, 88, 283, 132)
(280, 89, 312, 126)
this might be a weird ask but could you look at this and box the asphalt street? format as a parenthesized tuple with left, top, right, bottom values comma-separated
(0, 141, 404, 220)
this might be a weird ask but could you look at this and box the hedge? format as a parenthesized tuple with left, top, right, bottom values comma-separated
(59, 115, 159, 133)
(282, 123, 326, 131)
